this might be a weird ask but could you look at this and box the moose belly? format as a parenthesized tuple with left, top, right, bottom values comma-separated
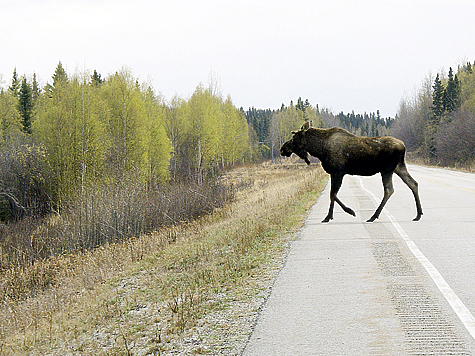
(345, 157, 387, 176)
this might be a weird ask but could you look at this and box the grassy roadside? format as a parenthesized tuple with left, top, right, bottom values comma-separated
(1, 161, 327, 355)
(406, 152, 475, 173)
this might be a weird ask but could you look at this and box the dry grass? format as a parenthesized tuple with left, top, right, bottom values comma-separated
(0, 160, 327, 355)
(406, 151, 475, 173)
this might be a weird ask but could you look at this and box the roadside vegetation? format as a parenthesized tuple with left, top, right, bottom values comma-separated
(0, 160, 326, 355)
(390, 61, 475, 170)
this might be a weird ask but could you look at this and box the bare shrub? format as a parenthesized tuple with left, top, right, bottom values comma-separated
(62, 176, 233, 250)
(0, 174, 234, 306)
(0, 173, 234, 272)
(152, 179, 233, 224)
(436, 110, 475, 166)
(0, 136, 55, 221)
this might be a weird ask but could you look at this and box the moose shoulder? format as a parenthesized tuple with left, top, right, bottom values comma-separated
(280, 126, 423, 223)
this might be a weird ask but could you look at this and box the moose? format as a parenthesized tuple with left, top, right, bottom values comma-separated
(280, 125, 423, 223)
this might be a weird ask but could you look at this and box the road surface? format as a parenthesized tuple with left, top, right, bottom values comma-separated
(243, 165, 475, 355)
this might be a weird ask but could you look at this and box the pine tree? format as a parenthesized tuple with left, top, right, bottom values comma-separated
(32, 73, 40, 104)
(431, 73, 445, 125)
(466, 62, 473, 74)
(443, 67, 459, 114)
(8, 68, 21, 98)
(296, 97, 304, 111)
(18, 78, 33, 134)
(91, 70, 103, 86)
(52, 61, 68, 87)
(45, 62, 69, 96)
(428, 73, 445, 160)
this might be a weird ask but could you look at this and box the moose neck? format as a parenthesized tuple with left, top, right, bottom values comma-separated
(304, 128, 329, 160)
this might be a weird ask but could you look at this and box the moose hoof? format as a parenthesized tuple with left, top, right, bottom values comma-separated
(413, 213, 422, 221)
(366, 216, 377, 223)
(321, 216, 332, 223)
(344, 208, 356, 217)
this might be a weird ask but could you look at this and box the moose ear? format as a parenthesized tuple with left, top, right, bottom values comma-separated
(291, 130, 298, 134)
(300, 121, 310, 131)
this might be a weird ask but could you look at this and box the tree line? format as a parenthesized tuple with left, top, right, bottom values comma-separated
(0, 62, 250, 221)
(391, 61, 475, 166)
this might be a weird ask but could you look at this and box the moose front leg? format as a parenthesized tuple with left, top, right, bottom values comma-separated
(322, 173, 356, 223)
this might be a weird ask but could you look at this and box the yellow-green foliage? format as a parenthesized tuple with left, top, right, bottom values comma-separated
(33, 76, 111, 200)
(32, 68, 172, 200)
(458, 68, 475, 113)
(2, 64, 250, 205)
(143, 87, 171, 182)
(0, 88, 22, 144)
(102, 69, 150, 179)
(188, 83, 222, 168)
(220, 96, 250, 165)
(170, 83, 250, 177)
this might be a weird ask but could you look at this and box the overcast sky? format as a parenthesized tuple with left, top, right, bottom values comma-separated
(1, 0, 475, 117)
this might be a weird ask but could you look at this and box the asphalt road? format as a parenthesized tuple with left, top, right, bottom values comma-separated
(243, 165, 475, 355)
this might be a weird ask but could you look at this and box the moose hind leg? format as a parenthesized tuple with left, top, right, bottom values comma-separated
(367, 172, 394, 222)
(395, 163, 423, 221)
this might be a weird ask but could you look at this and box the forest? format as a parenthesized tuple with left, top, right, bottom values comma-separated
(0, 63, 255, 268)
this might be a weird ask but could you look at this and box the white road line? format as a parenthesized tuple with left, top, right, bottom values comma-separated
(358, 177, 475, 340)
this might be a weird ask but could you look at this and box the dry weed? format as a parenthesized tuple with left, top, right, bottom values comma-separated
(0, 161, 327, 355)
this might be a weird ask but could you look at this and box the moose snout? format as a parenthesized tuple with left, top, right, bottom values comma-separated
(280, 143, 291, 157)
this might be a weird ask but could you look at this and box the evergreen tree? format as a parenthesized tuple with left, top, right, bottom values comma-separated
(466, 62, 473, 74)
(31, 73, 40, 104)
(45, 62, 69, 95)
(91, 70, 103, 86)
(18, 78, 33, 134)
(52, 61, 68, 87)
(444, 67, 459, 114)
(427, 73, 445, 160)
(296, 97, 304, 111)
(8, 68, 21, 98)
(431, 74, 445, 125)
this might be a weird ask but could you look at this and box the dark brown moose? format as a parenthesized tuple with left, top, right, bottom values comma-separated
(280, 125, 423, 223)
